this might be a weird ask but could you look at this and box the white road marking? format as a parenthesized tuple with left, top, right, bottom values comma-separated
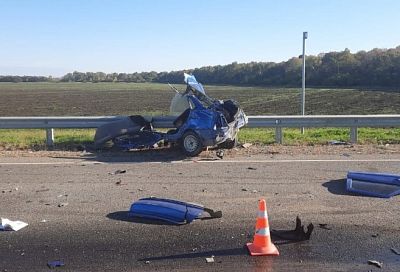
(194, 159, 400, 163)
(0, 158, 399, 165)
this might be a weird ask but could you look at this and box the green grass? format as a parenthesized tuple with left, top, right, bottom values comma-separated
(239, 128, 400, 145)
(1, 128, 399, 150)
(0, 129, 95, 150)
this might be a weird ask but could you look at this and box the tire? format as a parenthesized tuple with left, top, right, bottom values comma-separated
(218, 136, 238, 149)
(181, 131, 203, 157)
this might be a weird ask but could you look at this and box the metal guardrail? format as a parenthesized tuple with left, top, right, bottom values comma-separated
(0, 115, 399, 146)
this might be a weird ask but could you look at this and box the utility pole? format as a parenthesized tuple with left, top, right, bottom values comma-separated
(301, 31, 308, 134)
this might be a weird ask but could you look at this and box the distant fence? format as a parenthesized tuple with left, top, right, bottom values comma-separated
(0, 115, 399, 146)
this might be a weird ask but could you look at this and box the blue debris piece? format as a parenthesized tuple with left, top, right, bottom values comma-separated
(347, 171, 400, 198)
(129, 197, 221, 224)
(47, 260, 65, 269)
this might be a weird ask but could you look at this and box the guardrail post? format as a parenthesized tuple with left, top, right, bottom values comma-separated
(275, 127, 283, 144)
(46, 128, 54, 147)
(350, 127, 358, 143)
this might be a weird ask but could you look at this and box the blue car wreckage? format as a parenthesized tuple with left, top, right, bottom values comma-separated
(94, 73, 248, 156)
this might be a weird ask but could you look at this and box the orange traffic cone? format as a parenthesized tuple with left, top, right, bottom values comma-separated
(247, 199, 279, 256)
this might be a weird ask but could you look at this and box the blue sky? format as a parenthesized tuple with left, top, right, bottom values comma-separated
(1, 0, 399, 76)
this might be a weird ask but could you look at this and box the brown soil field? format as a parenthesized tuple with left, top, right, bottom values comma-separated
(0, 82, 399, 116)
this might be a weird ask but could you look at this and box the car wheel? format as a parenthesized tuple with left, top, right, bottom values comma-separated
(181, 131, 203, 157)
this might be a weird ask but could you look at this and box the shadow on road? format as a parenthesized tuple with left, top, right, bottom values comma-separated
(139, 247, 247, 262)
(322, 179, 349, 195)
(106, 211, 180, 226)
(323, 179, 368, 197)
(54, 147, 195, 163)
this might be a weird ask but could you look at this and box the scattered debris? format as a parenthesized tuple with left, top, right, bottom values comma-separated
(247, 167, 257, 170)
(319, 223, 332, 230)
(0, 218, 28, 231)
(367, 260, 383, 268)
(57, 202, 68, 208)
(110, 170, 126, 175)
(271, 216, 314, 241)
(47, 260, 65, 269)
(242, 143, 252, 149)
(205, 256, 215, 263)
(328, 140, 348, 145)
(216, 150, 224, 159)
(391, 247, 400, 255)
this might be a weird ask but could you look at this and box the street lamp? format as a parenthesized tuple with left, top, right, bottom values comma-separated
(301, 31, 308, 134)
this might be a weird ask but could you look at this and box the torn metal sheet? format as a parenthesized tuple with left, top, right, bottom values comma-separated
(129, 197, 222, 225)
(347, 171, 400, 198)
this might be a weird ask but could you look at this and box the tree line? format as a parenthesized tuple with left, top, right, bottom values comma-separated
(1, 46, 400, 87)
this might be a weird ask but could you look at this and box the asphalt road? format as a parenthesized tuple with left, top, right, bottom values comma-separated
(0, 149, 400, 271)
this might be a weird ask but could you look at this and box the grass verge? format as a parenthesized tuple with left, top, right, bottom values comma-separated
(0, 128, 399, 151)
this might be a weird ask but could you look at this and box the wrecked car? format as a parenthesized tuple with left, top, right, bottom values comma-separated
(93, 73, 248, 156)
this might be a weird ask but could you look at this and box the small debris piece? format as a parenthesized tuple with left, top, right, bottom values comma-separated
(328, 140, 348, 145)
(137, 188, 144, 191)
(205, 256, 215, 263)
(115, 180, 122, 185)
(367, 260, 383, 268)
(341, 153, 351, 157)
(202, 189, 208, 192)
(371, 234, 379, 238)
(0, 218, 28, 231)
(247, 167, 257, 170)
(112, 170, 126, 175)
(319, 223, 332, 230)
(36, 189, 50, 193)
(192, 248, 198, 252)
(47, 260, 65, 269)
(242, 143, 252, 149)
(241, 188, 248, 191)
(40, 220, 47, 223)
(57, 202, 68, 207)
(391, 248, 400, 255)
(252, 190, 258, 193)
(144, 261, 151, 264)
(216, 150, 224, 159)
(271, 216, 313, 241)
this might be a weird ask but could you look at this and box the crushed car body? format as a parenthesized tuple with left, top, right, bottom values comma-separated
(94, 73, 248, 156)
